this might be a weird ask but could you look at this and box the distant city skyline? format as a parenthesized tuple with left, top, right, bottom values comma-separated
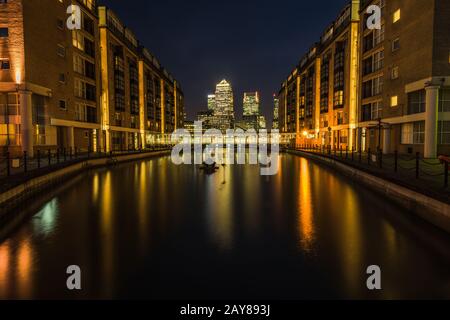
(100, 0, 350, 123)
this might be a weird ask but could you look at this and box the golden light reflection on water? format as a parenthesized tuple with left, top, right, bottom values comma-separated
(0, 238, 34, 299)
(100, 171, 114, 297)
(138, 161, 149, 253)
(206, 166, 233, 250)
(297, 158, 315, 252)
(92, 173, 99, 202)
(243, 166, 261, 236)
(0, 241, 10, 297)
(337, 184, 363, 295)
(16, 239, 32, 299)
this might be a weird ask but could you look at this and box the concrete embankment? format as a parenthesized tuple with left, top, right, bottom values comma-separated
(0, 150, 170, 219)
(287, 149, 450, 234)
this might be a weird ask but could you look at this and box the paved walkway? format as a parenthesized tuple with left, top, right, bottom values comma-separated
(289, 147, 450, 204)
(0, 148, 171, 193)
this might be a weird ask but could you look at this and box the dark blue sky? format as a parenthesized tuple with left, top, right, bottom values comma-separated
(101, 0, 349, 122)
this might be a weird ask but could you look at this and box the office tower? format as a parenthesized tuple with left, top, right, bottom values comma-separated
(214, 79, 234, 132)
(243, 92, 260, 116)
(207, 94, 216, 111)
(258, 115, 267, 130)
(273, 95, 279, 129)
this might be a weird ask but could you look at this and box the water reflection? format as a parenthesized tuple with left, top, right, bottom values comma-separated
(297, 158, 315, 252)
(0, 239, 34, 299)
(138, 161, 149, 253)
(0, 154, 449, 299)
(16, 240, 32, 299)
(206, 165, 234, 250)
(32, 198, 59, 237)
(100, 171, 114, 297)
(0, 241, 10, 297)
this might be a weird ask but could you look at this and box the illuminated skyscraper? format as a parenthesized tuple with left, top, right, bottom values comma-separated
(214, 79, 234, 132)
(207, 94, 216, 111)
(273, 95, 279, 129)
(258, 115, 267, 130)
(243, 92, 260, 116)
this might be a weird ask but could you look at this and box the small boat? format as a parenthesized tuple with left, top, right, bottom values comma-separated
(200, 162, 219, 174)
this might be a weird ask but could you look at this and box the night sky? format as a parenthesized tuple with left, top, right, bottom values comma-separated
(100, 0, 349, 123)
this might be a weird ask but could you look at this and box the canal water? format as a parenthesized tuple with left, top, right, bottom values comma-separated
(0, 153, 450, 299)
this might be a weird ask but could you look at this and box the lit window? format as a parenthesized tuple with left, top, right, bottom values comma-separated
(401, 123, 413, 144)
(391, 66, 399, 79)
(391, 96, 398, 107)
(393, 9, 401, 23)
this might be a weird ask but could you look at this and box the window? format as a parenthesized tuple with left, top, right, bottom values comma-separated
(59, 100, 67, 110)
(334, 71, 344, 89)
(81, 0, 95, 10)
(340, 130, 348, 144)
(372, 76, 383, 96)
(337, 112, 344, 125)
(129, 61, 139, 115)
(72, 31, 84, 50)
(0, 27, 8, 37)
(73, 54, 83, 74)
(58, 73, 66, 83)
(391, 66, 399, 79)
(408, 90, 426, 114)
(74, 79, 85, 98)
(439, 121, 450, 144)
(84, 38, 95, 58)
(363, 56, 373, 76)
(374, 24, 385, 46)
(85, 60, 95, 79)
(393, 9, 401, 23)
(334, 90, 344, 108)
(83, 15, 94, 35)
(86, 106, 97, 123)
(401, 123, 413, 144)
(392, 38, 400, 52)
(373, 51, 384, 71)
(391, 96, 398, 107)
(57, 44, 66, 57)
(362, 104, 371, 122)
(363, 34, 373, 52)
(85, 83, 96, 101)
(413, 121, 425, 144)
(75, 103, 86, 122)
(57, 19, 64, 30)
(371, 101, 382, 120)
(439, 89, 450, 112)
(362, 80, 372, 99)
(0, 59, 9, 69)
